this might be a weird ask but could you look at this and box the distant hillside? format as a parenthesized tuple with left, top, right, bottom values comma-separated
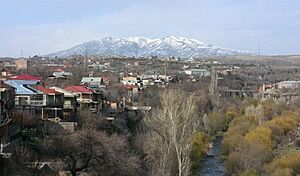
(47, 36, 253, 58)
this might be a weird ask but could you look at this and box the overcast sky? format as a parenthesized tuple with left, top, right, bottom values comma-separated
(1, 0, 300, 57)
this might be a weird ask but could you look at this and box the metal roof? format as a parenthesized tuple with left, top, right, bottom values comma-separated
(81, 77, 102, 84)
(50, 87, 76, 97)
(4, 80, 40, 95)
(53, 71, 73, 77)
(5, 80, 39, 85)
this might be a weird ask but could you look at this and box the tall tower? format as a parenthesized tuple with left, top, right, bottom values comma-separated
(209, 66, 219, 108)
(84, 49, 88, 70)
(164, 57, 168, 75)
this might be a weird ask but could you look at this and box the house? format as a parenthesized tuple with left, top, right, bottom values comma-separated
(0, 82, 21, 153)
(4, 80, 44, 107)
(80, 77, 104, 89)
(49, 69, 72, 79)
(15, 59, 30, 70)
(278, 81, 300, 89)
(64, 86, 99, 111)
(1, 69, 12, 77)
(121, 76, 142, 87)
(184, 69, 210, 77)
(30, 86, 64, 119)
(12, 74, 42, 81)
(90, 63, 107, 70)
(47, 70, 72, 87)
(142, 78, 155, 86)
(158, 75, 171, 82)
(51, 87, 77, 121)
(50, 71, 73, 79)
(0, 81, 15, 120)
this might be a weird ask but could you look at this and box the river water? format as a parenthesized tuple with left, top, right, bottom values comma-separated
(199, 137, 226, 176)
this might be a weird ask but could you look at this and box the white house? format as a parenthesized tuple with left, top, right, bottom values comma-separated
(184, 69, 210, 77)
(278, 81, 300, 89)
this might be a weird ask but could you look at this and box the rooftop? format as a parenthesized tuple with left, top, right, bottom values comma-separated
(185, 69, 209, 72)
(50, 87, 76, 97)
(13, 74, 42, 81)
(5, 80, 40, 95)
(64, 86, 94, 94)
(81, 77, 102, 83)
(31, 85, 60, 94)
(279, 81, 300, 84)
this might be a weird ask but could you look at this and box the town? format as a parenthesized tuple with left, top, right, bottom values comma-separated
(0, 54, 300, 175)
(2, 0, 300, 175)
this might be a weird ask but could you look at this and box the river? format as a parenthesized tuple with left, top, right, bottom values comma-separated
(199, 137, 226, 176)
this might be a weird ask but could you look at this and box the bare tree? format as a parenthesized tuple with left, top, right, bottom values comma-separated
(144, 89, 200, 176)
(46, 128, 141, 176)
(3, 146, 43, 176)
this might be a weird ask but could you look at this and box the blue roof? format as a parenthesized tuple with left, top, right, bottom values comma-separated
(4, 80, 40, 95)
(5, 80, 39, 85)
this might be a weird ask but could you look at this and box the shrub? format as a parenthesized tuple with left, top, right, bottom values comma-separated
(190, 131, 209, 175)
(265, 151, 300, 176)
(244, 126, 273, 149)
(240, 170, 259, 176)
(225, 142, 272, 175)
(267, 115, 298, 134)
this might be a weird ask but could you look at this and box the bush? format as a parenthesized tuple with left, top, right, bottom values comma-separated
(261, 99, 281, 119)
(222, 116, 257, 155)
(225, 142, 272, 175)
(224, 106, 239, 128)
(265, 151, 300, 176)
(244, 126, 273, 149)
(240, 170, 259, 176)
(266, 114, 298, 134)
(190, 131, 209, 175)
(207, 112, 226, 135)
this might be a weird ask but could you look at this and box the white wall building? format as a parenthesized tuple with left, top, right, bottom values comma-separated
(184, 69, 210, 77)
(278, 81, 300, 89)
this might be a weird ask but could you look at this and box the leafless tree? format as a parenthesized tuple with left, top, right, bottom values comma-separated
(144, 89, 200, 176)
(3, 146, 43, 176)
(46, 128, 141, 176)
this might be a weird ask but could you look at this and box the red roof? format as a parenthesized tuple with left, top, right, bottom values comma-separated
(52, 68, 64, 72)
(124, 84, 139, 90)
(64, 86, 94, 93)
(31, 85, 58, 94)
(13, 74, 42, 81)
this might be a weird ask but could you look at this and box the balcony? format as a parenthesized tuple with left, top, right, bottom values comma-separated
(31, 100, 45, 106)
(78, 99, 92, 103)
(15, 100, 30, 106)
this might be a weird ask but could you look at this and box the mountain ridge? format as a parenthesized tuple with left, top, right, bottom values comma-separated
(47, 36, 253, 58)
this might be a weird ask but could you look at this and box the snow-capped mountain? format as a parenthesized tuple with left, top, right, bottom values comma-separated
(47, 36, 253, 58)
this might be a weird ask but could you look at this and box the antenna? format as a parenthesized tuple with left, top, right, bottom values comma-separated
(21, 49, 23, 58)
